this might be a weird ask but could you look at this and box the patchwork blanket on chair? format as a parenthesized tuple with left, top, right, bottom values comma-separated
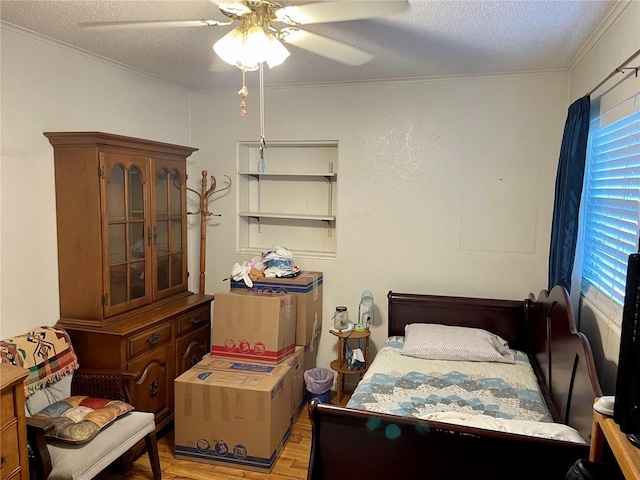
(0, 326, 79, 397)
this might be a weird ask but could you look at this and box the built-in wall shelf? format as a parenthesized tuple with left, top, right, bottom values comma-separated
(236, 141, 338, 257)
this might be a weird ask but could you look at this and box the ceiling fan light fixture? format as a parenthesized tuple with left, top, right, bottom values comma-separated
(213, 19, 290, 71)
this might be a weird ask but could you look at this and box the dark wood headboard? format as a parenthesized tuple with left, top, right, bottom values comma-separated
(387, 291, 531, 351)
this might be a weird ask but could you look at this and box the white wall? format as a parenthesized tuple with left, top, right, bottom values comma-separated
(189, 72, 570, 374)
(0, 25, 191, 338)
(569, 1, 640, 394)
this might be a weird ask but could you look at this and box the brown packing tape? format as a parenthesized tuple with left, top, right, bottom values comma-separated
(184, 381, 193, 417)
(255, 296, 265, 333)
(221, 388, 230, 422)
(203, 381, 212, 422)
(225, 296, 234, 329)
(237, 294, 246, 328)
(257, 391, 265, 423)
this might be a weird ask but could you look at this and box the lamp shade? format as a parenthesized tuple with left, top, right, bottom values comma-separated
(213, 27, 250, 68)
(213, 23, 290, 71)
(360, 290, 374, 307)
(265, 32, 290, 68)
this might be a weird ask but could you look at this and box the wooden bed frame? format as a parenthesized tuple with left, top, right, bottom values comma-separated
(307, 286, 602, 480)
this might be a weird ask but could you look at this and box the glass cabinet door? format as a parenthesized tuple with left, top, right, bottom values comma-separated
(154, 159, 187, 299)
(102, 153, 153, 316)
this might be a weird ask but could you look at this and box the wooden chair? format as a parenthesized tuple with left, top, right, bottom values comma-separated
(1, 327, 161, 480)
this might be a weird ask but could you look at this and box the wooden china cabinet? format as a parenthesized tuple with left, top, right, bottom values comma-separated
(45, 132, 214, 434)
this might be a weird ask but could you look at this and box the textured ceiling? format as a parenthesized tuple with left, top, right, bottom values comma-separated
(0, 0, 619, 90)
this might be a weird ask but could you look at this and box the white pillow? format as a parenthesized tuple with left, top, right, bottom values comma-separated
(402, 323, 515, 363)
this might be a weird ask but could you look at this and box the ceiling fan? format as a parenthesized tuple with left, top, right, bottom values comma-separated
(80, 1, 410, 71)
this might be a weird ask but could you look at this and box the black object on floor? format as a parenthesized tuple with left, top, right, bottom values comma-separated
(566, 459, 624, 480)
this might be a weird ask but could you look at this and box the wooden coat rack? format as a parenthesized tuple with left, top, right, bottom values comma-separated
(187, 171, 231, 294)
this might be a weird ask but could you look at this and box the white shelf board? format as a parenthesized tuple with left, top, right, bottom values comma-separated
(238, 172, 336, 178)
(239, 211, 336, 221)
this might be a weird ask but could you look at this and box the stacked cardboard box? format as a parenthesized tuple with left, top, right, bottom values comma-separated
(174, 351, 303, 472)
(174, 281, 317, 473)
(230, 271, 323, 369)
(210, 292, 297, 364)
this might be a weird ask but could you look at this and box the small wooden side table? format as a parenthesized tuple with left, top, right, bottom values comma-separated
(1, 363, 29, 480)
(329, 328, 370, 403)
(590, 403, 640, 479)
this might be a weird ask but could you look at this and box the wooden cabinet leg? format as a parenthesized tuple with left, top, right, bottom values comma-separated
(589, 414, 605, 462)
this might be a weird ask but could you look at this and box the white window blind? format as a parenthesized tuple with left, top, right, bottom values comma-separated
(581, 94, 640, 306)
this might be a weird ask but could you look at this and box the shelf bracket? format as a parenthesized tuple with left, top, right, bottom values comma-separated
(257, 176, 262, 234)
(327, 161, 334, 237)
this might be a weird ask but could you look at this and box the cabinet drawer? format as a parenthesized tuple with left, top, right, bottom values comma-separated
(1, 422, 20, 480)
(176, 306, 210, 336)
(0, 389, 16, 429)
(127, 323, 172, 358)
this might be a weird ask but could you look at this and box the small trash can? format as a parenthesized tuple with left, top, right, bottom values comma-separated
(304, 368, 334, 404)
(566, 459, 624, 480)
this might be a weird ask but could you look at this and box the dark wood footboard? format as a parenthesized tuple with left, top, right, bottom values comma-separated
(308, 399, 589, 480)
(306, 285, 602, 480)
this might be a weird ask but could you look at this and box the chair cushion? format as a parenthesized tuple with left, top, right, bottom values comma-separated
(32, 396, 134, 444)
(46, 411, 155, 480)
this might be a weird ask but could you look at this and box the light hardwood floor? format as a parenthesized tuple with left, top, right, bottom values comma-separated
(97, 394, 349, 480)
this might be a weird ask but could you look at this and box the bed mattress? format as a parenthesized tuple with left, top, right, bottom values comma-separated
(346, 336, 586, 443)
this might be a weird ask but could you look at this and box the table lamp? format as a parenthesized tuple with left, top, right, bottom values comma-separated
(357, 290, 374, 330)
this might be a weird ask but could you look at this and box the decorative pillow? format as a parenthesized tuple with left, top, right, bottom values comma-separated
(402, 323, 515, 364)
(32, 396, 134, 444)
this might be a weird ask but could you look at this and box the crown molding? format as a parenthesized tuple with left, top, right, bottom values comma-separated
(569, 1, 634, 73)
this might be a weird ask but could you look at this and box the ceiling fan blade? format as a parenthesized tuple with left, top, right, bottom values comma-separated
(79, 19, 231, 30)
(278, 28, 374, 66)
(213, 1, 252, 16)
(274, 1, 409, 25)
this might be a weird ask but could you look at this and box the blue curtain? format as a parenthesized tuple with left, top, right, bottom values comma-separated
(548, 95, 591, 292)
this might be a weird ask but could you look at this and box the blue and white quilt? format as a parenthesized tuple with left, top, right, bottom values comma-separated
(346, 337, 586, 443)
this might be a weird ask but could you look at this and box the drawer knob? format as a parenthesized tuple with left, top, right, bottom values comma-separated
(148, 380, 159, 396)
(190, 314, 202, 325)
(146, 333, 160, 345)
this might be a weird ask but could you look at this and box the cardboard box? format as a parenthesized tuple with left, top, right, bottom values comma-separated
(303, 325, 322, 370)
(196, 349, 304, 422)
(283, 346, 304, 420)
(230, 272, 323, 346)
(174, 363, 292, 473)
(212, 292, 296, 364)
(193, 355, 290, 376)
